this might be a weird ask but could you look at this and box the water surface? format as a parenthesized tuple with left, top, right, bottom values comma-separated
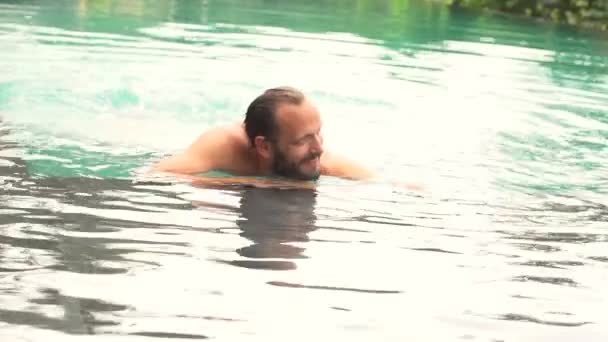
(1, 0, 608, 340)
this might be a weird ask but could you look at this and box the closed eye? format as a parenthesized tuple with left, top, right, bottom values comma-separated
(293, 129, 322, 145)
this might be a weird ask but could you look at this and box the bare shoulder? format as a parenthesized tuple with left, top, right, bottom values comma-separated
(320, 151, 374, 180)
(188, 123, 245, 152)
(154, 123, 247, 174)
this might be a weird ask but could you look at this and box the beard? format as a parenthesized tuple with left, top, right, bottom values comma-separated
(272, 147, 321, 181)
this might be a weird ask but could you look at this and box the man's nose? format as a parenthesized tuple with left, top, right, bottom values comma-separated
(312, 133, 324, 154)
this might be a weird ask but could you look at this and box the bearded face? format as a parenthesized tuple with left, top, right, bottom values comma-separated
(272, 143, 321, 181)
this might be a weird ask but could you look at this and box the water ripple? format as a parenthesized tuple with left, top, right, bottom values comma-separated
(1, 0, 608, 341)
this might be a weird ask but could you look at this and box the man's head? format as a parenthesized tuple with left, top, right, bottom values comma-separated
(244, 87, 324, 181)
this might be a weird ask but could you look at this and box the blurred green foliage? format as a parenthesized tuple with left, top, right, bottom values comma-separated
(441, 0, 608, 30)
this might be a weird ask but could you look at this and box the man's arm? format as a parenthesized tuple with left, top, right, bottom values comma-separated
(153, 169, 316, 190)
(189, 175, 316, 190)
(321, 152, 425, 192)
(321, 152, 375, 180)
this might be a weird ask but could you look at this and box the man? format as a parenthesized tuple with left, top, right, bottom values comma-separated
(153, 86, 374, 188)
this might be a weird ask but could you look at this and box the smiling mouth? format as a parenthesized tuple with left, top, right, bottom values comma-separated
(305, 153, 321, 162)
(306, 157, 320, 167)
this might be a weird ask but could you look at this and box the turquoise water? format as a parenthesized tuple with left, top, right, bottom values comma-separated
(1, 0, 608, 340)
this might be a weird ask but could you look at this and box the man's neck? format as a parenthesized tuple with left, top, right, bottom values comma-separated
(250, 149, 274, 177)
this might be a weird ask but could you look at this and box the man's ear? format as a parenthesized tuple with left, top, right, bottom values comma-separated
(254, 136, 273, 159)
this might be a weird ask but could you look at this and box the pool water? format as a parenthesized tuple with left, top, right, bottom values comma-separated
(1, 0, 608, 341)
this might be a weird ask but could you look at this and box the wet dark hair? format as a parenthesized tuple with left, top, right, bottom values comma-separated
(244, 86, 305, 146)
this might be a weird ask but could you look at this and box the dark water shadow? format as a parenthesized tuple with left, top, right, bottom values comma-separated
(0, 175, 194, 274)
(0, 120, 197, 274)
(497, 313, 591, 327)
(129, 331, 208, 339)
(0, 287, 130, 335)
(211, 187, 318, 271)
(0, 121, 203, 334)
(512, 275, 579, 287)
(267, 281, 402, 294)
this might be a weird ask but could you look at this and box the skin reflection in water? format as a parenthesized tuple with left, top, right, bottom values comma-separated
(215, 188, 317, 271)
